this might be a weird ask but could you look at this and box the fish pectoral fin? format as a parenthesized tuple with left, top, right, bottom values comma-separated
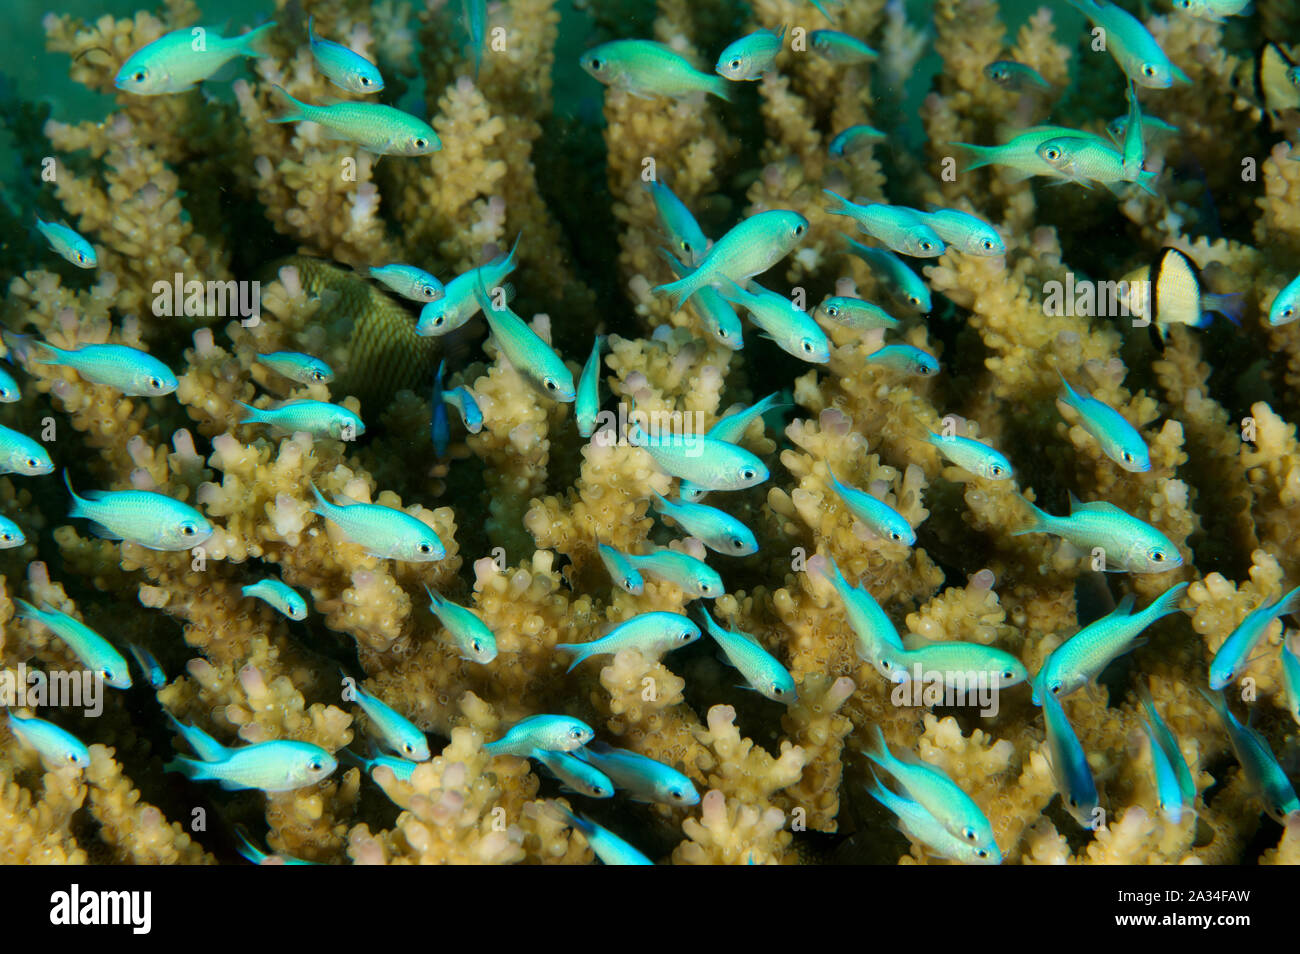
(84, 521, 123, 541)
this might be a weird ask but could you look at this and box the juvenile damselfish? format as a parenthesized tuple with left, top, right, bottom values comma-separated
(65, 471, 213, 551)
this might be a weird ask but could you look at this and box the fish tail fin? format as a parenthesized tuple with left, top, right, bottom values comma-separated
(238, 22, 277, 58)
(164, 756, 209, 781)
(28, 339, 67, 366)
(1135, 170, 1159, 196)
(1276, 584, 1300, 619)
(1145, 582, 1189, 622)
(307, 480, 330, 516)
(63, 469, 89, 520)
(949, 142, 995, 171)
(861, 724, 893, 768)
(1057, 370, 1084, 408)
(498, 232, 523, 273)
(554, 643, 590, 673)
(707, 76, 734, 103)
(11, 597, 40, 622)
(650, 490, 673, 517)
(822, 188, 855, 216)
(235, 400, 265, 423)
(1201, 292, 1242, 326)
(267, 84, 307, 123)
(1011, 500, 1052, 536)
(1197, 687, 1229, 724)
(652, 270, 703, 310)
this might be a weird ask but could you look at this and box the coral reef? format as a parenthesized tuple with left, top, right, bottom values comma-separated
(2, 0, 1300, 866)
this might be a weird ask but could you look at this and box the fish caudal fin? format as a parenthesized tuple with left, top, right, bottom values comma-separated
(268, 84, 307, 123)
(238, 22, 278, 58)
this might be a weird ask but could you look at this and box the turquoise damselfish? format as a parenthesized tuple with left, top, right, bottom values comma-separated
(0, 515, 26, 549)
(166, 715, 337, 792)
(652, 210, 808, 308)
(14, 598, 132, 689)
(1040, 686, 1100, 828)
(65, 470, 213, 551)
(531, 748, 614, 798)
(828, 125, 886, 157)
(826, 468, 915, 545)
(269, 86, 440, 156)
(31, 340, 176, 396)
(715, 28, 784, 81)
(864, 726, 999, 858)
(915, 208, 1005, 256)
(0, 423, 53, 476)
(556, 805, 653, 864)
(254, 351, 333, 385)
(1267, 274, 1300, 327)
(1201, 689, 1300, 823)
(574, 741, 699, 805)
(7, 713, 91, 770)
(115, 23, 276, 95)
(444, 385, 483, 433)
(424, 586, 498, 664)
(816, 298, 899, 335)
(1015, 494, 1182, 573)
(630, 421, 768, 492)
(472, 284, 575, 402)
(344, 671, 430, 761)
(369, 264, 444, 302)
(661, 249, 743, 349)
(237, 399, 364, 440)
(652, 491, 758, 555)
(308, 16, 384, 94)
(841, 237, 932, 311)
(823, 191, 945, 257)
(811, 554, 905, 680)
(647, 181, 711, 266)
(556, 611, 700, 672)
(309, 481, 444, 562)
(598, 543, 645, 594)
(865, 344, 939, 377)
(35, 218, 96, 269)
(128, 643, 166, 689)
(577, 336, 604, 438)
(1136, 682, 1195, 824)
(717, 280, 830, 364)
(984, 60, 1050, 91)
(810, 29, 877, 64)
(1057, 373, 1150, 472)
(417, 236, 520, 336)
(1032, 582, 1187, 703)
(1064, 0, 1190, 89)
(701, 607, 797, 702)
(0, 367, 19, 402)
(1208, 585, 1300, 690)
(925, 432, 1013, 480)
(580, 40, 732, 102)
(241, 578, 308, 620)
(484, 715, 594, 756)
(866, 770, 1000, 863)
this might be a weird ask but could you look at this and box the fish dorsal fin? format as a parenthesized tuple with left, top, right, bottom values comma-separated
(1069, 495, 1121, 516)
(1113, 593, 1138, 616)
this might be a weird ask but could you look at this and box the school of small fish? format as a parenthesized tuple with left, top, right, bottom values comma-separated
(4, 0, 1300, 867)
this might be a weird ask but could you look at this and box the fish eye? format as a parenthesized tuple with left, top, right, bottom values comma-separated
(741, 468, 756, 480)
(181, 524, 196, 536)
(794, 223, 806, 236)
(418, 543, 433, 554)
(148, 376, 164, 390)
(731, 537, 745, 550)
(570, 728, 585, 739)
(919, 240, 934, 251)
(909, 296, 923, 307)
(679, 630, 693, 642)
(1122, 451, 1134, 463)
(963, 827, 977, 842)
(717, 327, 730, 339)
(1150, 549, 1166, 562)
(101, 668, 114, 681)
(433, 314, 445, 327)
(544, 378, 558, 391)
(414, 138, 429, 149)
(801, 339, 814, 353)
(0, 532, 11, 542)
(1067, 797, 1078, 808)
(1002, 670, 1014, 680)
(989, 465, 1004, 477)
(310, 759, 324, 772)
(311, 371, 326, 382)
(1050, 682, 1062, 695)
(1045, 148, 1061, 160)
(889, 531, 903, 542)
(472, 639, 482, 653)
(132, 70, 146, 82)
(670, 790, 685, 801)
(403, 742, 416, 755)
(26, 457, 40, 469)
(977, 848, 989, 858)
(67, 752, 81, 764)
(826, 304, 839, 317)
(982, 240, 995, 251)
(729, 58, 742, 71)
(360, 76, 373, 86)
(1141, 64, 1157, 77)
(1283, 306, 1296, 319)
